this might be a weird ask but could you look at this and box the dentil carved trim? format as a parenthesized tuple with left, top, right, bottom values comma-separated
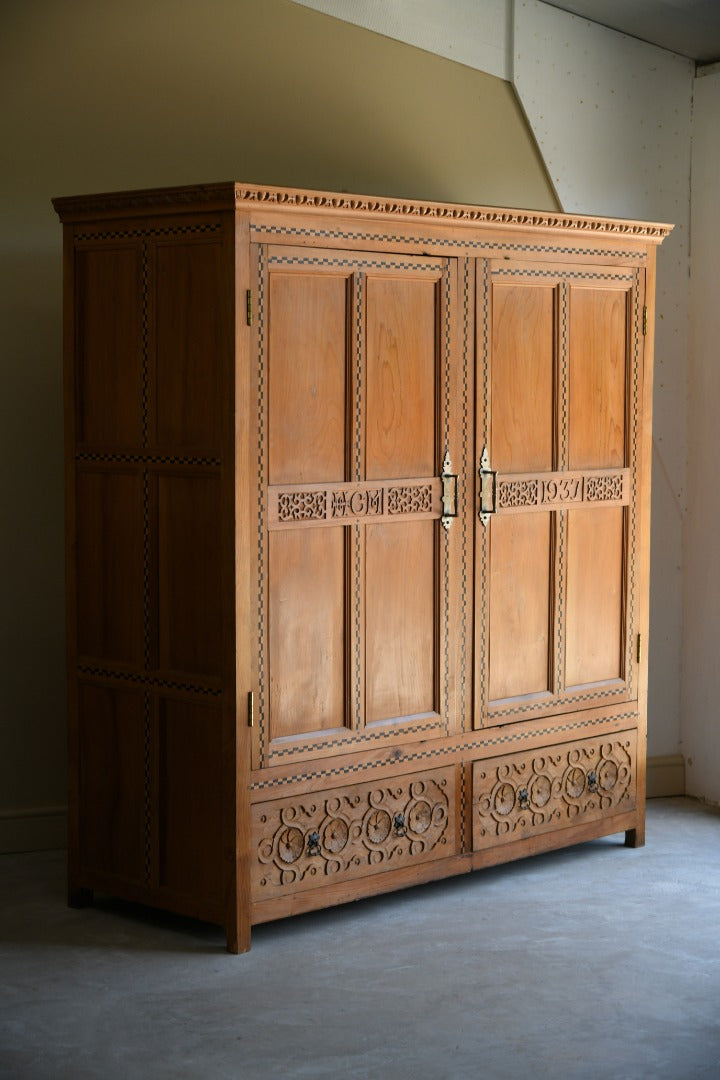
(52, 183, 673, 242)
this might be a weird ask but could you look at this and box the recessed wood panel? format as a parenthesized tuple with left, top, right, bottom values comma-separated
(491, 283, 554, 472)
(76, 468, 144, 667)
(78, 682, 145, 883)
(568, 288, 627, 469)
(155, 241, 224, 452)
(158, 696, 223, 902)
(76, 246, 142, 447)
(366, 276, 437, 481)
(157, 472, 222, 679)
(366, 520, 435, 724)
(268, 272, 348, 485)
(565, 507, 625, 687)
(489, 513, 552, 701)
(268, 527, 346, 739)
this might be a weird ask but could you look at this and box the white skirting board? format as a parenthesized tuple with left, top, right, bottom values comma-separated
(646, 755, 686, 799)
(0, 759, 687, 854)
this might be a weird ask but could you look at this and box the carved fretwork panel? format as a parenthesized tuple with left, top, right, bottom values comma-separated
(472, 732, 636, 850)
(268, 477, 440, 529)
(251, 768, 455, 899)
(494, 468, 629, 513)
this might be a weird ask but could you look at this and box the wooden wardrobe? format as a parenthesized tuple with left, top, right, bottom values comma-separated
(53, 182, 671, 952)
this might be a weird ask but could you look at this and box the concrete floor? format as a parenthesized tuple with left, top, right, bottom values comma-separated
(1, 797, 719, 1080)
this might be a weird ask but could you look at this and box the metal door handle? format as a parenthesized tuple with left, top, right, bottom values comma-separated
(479, 446, 496, 525)
(440, 449, 458, 531)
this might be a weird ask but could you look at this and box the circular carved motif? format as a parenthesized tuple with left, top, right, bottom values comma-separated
(323, 817, 349, 853)
(494, 783, 516, 816)
(366, 808, 392, 844)
(277, 827, 304, 864)
(531, 774, 552, 808)
(598, 759, 619, 791)
(565, 767, 586, 799)
(408, 800, 432, 834)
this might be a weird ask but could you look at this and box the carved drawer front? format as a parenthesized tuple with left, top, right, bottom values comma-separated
(472, 731, 636, 851)
(252, 767, 455, 900)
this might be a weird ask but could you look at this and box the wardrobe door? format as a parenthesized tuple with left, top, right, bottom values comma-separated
(475, 260, 645, 728)
(252, 247, 462, 768)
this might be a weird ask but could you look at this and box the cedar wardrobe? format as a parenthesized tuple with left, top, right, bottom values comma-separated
(53, 183, 671, 952)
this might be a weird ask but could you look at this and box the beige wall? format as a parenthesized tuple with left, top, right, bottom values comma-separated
(683, 64, 720, 807)
(0, 0, 556, 851)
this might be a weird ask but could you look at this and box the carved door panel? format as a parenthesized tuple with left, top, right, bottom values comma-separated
(252, 246, 462, 768)
(474, 260, 645, 728)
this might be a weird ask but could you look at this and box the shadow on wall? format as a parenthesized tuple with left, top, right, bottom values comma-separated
(0, 0, 557, 845)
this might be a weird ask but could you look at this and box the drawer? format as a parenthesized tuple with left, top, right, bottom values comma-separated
(472, 731, 636, 851)
(252, 766, 455, 900)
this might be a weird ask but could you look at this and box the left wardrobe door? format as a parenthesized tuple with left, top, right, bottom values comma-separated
(251, 246, 462, 770)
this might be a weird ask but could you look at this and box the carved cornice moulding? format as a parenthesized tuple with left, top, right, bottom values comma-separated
(52, 181, 674, 242)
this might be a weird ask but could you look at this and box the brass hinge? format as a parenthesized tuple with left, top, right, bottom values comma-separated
(246, 289, 253, 327)
(248, 690, 255, 728)
(642, 306, 647, 335)
(636, 634, 642, 664)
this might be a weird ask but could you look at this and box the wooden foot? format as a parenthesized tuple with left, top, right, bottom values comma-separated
(624, 825, 645, 849)
(225, 921, 251, 954)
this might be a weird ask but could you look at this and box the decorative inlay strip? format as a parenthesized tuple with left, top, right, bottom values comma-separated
(494, 469, 629, 512)
(251, 222, 649, 261)
(492, 267, 634, 282)
(256, 246, 268, 766)
(489, 684, 628, 718)
(76, 666, 222, 696)
(76, 452, 220, 467)
(459, 258, 471, 728)
(477, 260, 491, 725)
(250, 712, 639, 792)
(143, 693, 151, 887)
(252, 768, 454, 899)
(73, 223, 221, 241)
(441, 260, 452, 735)
(267, 252, 444, 274)
(628, 270, 642, 696)
(473, 732, 636, 850)
(268, 715, 442, 763)
(268, 478, 440, 529)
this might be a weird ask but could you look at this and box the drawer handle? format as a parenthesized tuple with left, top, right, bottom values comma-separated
(307, 831, 322, 857)
(587, 771, 598, 793)
(393, 813, 407, 837)
(518, 788, 530, 810)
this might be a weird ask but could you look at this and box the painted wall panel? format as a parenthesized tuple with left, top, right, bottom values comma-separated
(513, 0, 692, 760)
(292, 0, 512, 80)
(682, 67, 720, 806)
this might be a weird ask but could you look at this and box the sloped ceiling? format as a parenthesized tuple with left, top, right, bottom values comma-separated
(545, 0, 720, 62)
